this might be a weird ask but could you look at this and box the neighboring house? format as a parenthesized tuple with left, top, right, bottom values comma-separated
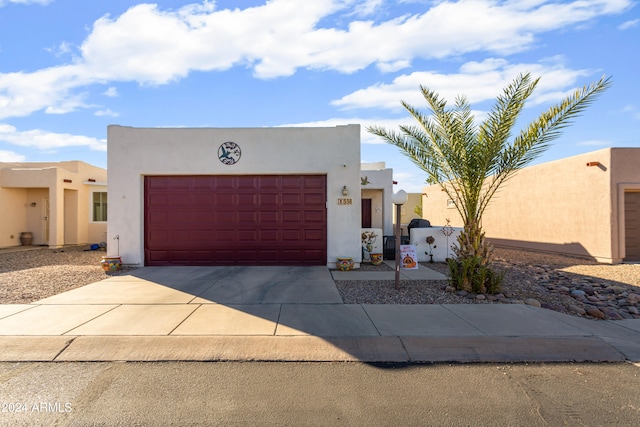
(399, 193, 424, 231)
(422, 147, 640, 263)
(0, 161, 108, 249)
(107, 125, 361, 267)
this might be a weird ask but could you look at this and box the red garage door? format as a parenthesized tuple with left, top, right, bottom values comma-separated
(144, 175, 327, 266)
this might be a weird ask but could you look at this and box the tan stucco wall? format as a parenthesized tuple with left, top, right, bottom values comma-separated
(403, 193, 423, 224)
(0, 161, 107, 248)
(422, 148, 640, 263)
(107, 125, 362, 267)
(0, 188, 28, 246)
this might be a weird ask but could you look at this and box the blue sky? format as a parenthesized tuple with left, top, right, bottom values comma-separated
(0, 0, 638, 192)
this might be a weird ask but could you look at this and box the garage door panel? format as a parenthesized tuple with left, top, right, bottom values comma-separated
(304, 176, 325, 188)
(282, 230, 301, 241)
(238, 194, 257, 206)
(214, 211, 236, 223)
(282, 195, 302, 206)
(214, 193, 235, 205)
(304, 194, 325, 206)
(304, 229, 324, 240)
(259, 230, 279, 241)
(625, 192, 640, 261)
(282, 176, 302, 189)
(282, 211, 301, 222)
(145, 175, 326, 266)
(238, 211, 257, 222)
(258, 176, 280, 189)
(237, 230, 257, 241)
(192, 211, 214, 223)
(213, 177, 236, 190)
(258, 193, 280, 206)
(304, 211, 324, 223)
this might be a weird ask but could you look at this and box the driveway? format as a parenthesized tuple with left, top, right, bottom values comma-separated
(1, 265, 640, 363)
(35, 265, 343, 305)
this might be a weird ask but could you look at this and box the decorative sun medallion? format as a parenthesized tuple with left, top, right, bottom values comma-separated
(218, 141, 241, 165)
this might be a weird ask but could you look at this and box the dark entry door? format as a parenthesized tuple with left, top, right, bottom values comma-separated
(361, 198, 372, 228)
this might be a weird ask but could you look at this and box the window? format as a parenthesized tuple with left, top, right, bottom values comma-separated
(92, 192, 107, 222)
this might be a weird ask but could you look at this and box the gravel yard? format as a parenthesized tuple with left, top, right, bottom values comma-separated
(0, 245, 130, 304)
(1, 244, 638, 320)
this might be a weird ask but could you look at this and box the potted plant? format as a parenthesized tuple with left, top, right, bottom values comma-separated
(336, 257, 354, 271)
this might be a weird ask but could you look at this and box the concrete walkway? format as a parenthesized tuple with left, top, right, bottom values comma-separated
(1, 265, 639, 363)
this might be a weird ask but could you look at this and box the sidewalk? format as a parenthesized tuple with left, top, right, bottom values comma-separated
(1, 265, 639, 363)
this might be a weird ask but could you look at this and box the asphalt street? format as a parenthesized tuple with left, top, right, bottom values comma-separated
(1, 362, 639, 426)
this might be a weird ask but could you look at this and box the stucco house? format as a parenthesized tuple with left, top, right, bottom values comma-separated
(0, 161, 108, 249)
(107, 125, 363, 267)
(422, 147, 640, 263)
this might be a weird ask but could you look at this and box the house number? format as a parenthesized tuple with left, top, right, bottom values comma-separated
(337, 198, 353, 205)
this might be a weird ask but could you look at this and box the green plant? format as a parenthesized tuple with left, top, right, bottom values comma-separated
(369, 73, 610, 294)
(446, 221, 503, 293)
(447, 256, 504, 294)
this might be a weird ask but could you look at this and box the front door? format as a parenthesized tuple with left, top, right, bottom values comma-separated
(43, 196, 50, 244)
(361, 198, 372, 228)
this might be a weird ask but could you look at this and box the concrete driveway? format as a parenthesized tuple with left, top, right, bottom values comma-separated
(1, 265, 640, 363)
(36, 265, 344, 305)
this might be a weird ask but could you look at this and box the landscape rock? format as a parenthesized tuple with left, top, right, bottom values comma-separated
(586, 308, 606, 319)
(569, 305, 586, 315)
(524, 298, 541, 307)
(571, 289, 586, 298)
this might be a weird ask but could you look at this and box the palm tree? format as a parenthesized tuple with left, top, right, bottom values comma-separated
(369, 73, 611, 293)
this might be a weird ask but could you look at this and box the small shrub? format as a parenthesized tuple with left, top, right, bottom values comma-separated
(447, 256, 503, 294)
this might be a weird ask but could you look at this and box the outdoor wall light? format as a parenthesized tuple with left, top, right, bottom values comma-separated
(342, 185, 349, 196)
(30, 202, 36, 207)
(392, 189, 408, 205)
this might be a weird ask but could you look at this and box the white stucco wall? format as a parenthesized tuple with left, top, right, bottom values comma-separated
(360, 163, 394, 235)
(107, 125, 362, 267)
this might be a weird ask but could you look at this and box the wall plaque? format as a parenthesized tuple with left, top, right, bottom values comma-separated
(218, 142, 241, 165)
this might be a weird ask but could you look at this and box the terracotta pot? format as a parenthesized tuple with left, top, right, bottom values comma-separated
(336, 257, 354, 271)
(20, 232, 33, 246)
(101, 256, 122, 272)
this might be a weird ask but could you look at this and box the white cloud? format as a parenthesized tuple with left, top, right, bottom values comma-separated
(0, 0, 631, 119)
(0, 0, 51, 6)
(94, 109, 119, 117)
(390, 170, 427, 193)
(575, 139, 612, 146)
(331, 58, 593, 110)
(278, 117, 417, 144)
(0, 124, 106, 152)
(618, 18, 639, 29)
(102, 87, 119, 97)
(0, 149, 26, 162)
(0, 65, 93, 118)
